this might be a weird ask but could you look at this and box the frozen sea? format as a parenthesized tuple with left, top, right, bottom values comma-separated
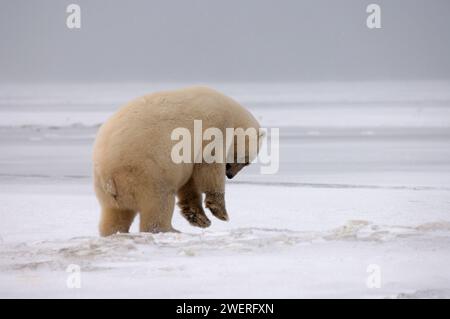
(0, 81, 450, 298)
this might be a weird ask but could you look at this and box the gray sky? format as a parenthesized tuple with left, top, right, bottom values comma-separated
(1, 0, 449, 82)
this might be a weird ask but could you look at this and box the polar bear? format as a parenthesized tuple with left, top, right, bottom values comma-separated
(93, 86, 262, 236)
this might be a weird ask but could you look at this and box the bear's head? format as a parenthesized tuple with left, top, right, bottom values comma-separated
(226, 128, 265, 179)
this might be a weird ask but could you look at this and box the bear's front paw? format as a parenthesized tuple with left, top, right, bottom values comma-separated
(205, 201, 229, 222)
(181, 207, 211, 228)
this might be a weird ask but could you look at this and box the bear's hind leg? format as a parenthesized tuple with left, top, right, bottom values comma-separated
(138, 191, 177, 233)
(99, 207, 137, 237)
(177, 178, 211, 228)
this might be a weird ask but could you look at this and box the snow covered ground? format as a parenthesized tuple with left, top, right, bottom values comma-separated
(1, 82, 450, 298)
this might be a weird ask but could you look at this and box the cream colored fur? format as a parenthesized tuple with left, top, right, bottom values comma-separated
(93, 86, 261, 236)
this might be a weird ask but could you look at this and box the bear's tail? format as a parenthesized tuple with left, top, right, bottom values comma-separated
(99, 170, 138, 210)
(95, 166, 139, 210)
(96, 173, 120, 207)
(103, 176, 118, 199)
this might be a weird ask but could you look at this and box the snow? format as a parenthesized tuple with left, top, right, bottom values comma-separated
(1, 81, 450, 298)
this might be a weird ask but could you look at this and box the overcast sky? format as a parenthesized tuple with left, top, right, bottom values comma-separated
(1, 0, 449, 82)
